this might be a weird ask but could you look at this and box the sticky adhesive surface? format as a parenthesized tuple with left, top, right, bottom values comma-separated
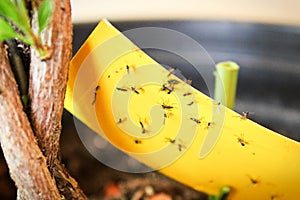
(65, 19, 300, 199)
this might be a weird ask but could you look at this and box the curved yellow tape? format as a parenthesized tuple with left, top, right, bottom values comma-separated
(65, 19, 300, 199)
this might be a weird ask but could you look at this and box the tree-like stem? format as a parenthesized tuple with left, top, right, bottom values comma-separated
(0, 43, 61, 199)
(0, 0, 87, 199)
(28, 0, 87, 199)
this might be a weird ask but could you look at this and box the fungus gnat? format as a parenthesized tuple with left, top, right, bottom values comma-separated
(185, 79, 192, 85)
(205, 122, 216, 129)
(215, 101, 221, 106)
(164, 112, 168, 118)
(241, 111, 254, 120)
(247, 175, 260, 186)
(139, 121, 148, 134)
(177, 143, 185, 152)
(116, 86, 144, 94)
(126, 65, 136, 74)
(92, 85, 100, 105)
(161, 104, 174, 110)
(161, 84, 174, 94)
(116, 87, 128, 92)
(190, 117, 201, 124)
(237, 133, 249, 146)
(187, 101, 194, 106)
(139, 121, 144, 128)
(165, 137, 176, 144)
(116, 117, 127, 124)
(134, 139, 142, 144)
(250, 178, 259, 185)
(165, 137, 186, 152)
(131, 86, 140, 94)
(162, 112, 169, 125)
(177, 139, 187, 152)
(183, 92, 192, 97)
(160, 98, 176, 111)
(167, 68, 177, 77)
(126, 65, 130, 74)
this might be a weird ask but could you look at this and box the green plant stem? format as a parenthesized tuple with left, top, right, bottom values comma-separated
(214, 61, 240, 109)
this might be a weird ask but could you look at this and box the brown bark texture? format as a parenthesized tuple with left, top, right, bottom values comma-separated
(0, 0, 88, 199)
(29, 0, 72, 168)
(28, 0, 87, 199)
(0, 43, 61, 199)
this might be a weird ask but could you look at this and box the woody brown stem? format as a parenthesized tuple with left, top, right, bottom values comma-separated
(28, 0, 87, 199)
(0, 43, 61, 199)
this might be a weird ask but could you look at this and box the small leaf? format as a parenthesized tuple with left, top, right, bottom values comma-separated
(38, 0, 54, 33)
(0, 18, 18, 41)
(14, 0, 31, 34)
(0, 18, 34, 45)
(0, 0, 20, 23)
(0, 0, 31, 36)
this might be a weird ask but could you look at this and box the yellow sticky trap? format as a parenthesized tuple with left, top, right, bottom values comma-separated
(65, 19, 300, 199)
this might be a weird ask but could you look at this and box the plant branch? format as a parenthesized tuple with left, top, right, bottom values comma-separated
(28, 0, 87, 199)
(0, 42, 61, 199)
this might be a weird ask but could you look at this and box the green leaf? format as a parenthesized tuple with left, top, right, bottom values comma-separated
(0, 0, 20, 23)
(0, 18, 33, 45)
(38, 0, 54, 33)
(14, 0, 31, 36)
(0, 17, 18, 41)
(0, 0, 31, 36)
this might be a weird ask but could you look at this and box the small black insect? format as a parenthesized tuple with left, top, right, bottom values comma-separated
(241, 111, 254, 120)
(161, 104, 174, 110)
(187, 101, 194, 106)
(165, 137, 176, 144)
(205, 122, 215, 129)
(185, 79, 192, 85)
(162, 112, 168, 124)
(116, 87, 128, 92)
(167, 68, 177, 77)
(161, 84, 174, 94)
(248, 176, 259, 185)
(139, 121, 147, 134)
(116, 117, 127, 124)
(183, 92, 192, 96)
(134, 139, 142, 144)
(92, 85, 100, 105)
(131, 87, 140, 94)
(190, 117, 201, 124)
(215, 101, 221, 106)
(126, 65, 130, 74)
(178, 144, 184, 152)
(139, 121, 144, 128)
(237, 133, 248, 146)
